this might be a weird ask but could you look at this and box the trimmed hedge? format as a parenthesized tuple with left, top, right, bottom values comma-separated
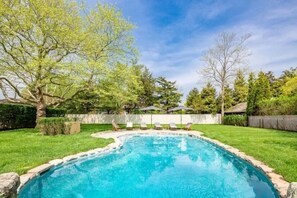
(37, 117, 69, 135)
(0, 103, 36, 130)
(46, 108, 66, 117)
(223, 115, 247, 126)
(258, 95, 297, 115)
(0, 103, 66, 130)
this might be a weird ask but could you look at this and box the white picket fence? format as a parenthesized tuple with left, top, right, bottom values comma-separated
(67, 114, 221, 125)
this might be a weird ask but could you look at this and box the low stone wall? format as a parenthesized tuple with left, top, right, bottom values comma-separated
(0, 172, 19, 198)
(67, 114, 221, 124)
(249, 115, 297, 132)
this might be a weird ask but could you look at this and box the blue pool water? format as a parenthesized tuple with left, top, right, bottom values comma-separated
(19, 135, 279, 198)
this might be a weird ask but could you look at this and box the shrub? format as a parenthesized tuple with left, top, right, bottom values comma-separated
(0, 103, 66, 130)
(46, 108, 66, 117)
(223, 115, 247, 126)
(37, 117, 70, 135)
(258, 95, 297, 115)
(0, 103, 36, 130)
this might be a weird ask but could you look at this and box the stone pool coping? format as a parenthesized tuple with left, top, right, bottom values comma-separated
(18, 129, 290, 197)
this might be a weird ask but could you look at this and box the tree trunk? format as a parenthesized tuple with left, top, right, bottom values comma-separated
(36, 101, 46, 119)
(221, 85, 225, 123)
(36, 88, 46, 123)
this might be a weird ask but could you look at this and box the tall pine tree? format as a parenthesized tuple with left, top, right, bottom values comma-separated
(257, 71, 272, 100)
(233, 70, 248, 105)
(200, 83, 217, 114)
(185, 88, 199, 107)
(246, 73, 256, 115)
(265, 71, 282, 97)
(138, 66, 156, 107)
(155, 77, 183, 113)
(185, 88, 203, 113)
(246, 71, 272, 115)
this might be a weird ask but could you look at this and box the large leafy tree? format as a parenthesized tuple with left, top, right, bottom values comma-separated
(0, 0, 136, 120)
(98, 63, 143, 114)
(282, 76, 297, 96)
(279, 67, 297, 96)
(200, 83, 217, 114)
(233, 70, 248, 105)
(155, 77, 182, 113)
(61, 91, 100, 114)
(201, 32, 250, 119)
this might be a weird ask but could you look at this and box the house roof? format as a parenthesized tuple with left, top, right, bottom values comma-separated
(225, 102, 247, 113)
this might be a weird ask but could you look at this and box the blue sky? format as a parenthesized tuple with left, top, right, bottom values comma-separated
(90, 0, 297, 100)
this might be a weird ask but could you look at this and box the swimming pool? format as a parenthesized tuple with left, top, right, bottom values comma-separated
(19, 135, 279, 198)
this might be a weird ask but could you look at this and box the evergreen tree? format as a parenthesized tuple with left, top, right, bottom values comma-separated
(138, 67, 156, 107)
(233, 70, 248, 105)
(185, 88, 199, 107)
(246, 71, 272, 115)
(217, 86, 234, 111)
(155, 77, 183, 113)
(200, 83, 217, 114)
(246, 73, 257, 115)
(257, 71, 272, 100)
(185, 88, 203, 113)
(265, 71, 282, 97)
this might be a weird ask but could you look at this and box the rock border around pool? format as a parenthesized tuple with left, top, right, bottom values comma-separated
(17, 129, 291, 197)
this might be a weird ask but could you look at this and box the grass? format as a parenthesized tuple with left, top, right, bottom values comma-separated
(192, 124, 297, 182)
(0, 124, 113, 175)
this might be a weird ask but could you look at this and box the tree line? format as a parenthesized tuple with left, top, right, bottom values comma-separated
(185, 67, 297, 116)
(62, 65, 183, 114)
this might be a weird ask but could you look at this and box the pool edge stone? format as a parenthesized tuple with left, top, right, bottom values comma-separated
(27, 164, 53, 175)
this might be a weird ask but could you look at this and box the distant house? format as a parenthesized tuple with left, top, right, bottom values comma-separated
(225, 102, 247, 115)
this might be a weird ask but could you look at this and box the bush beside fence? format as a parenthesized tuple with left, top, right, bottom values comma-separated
(0, 103, 66, 130)
(223, 115, 247, 126)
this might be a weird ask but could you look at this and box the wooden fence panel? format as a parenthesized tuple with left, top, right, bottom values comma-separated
(248, 116, 297, 132)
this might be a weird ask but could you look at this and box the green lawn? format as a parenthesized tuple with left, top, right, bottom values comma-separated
(0, 124, 113, 175)
(193, 124, 297, 182)
(1, 124, 297, 183)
